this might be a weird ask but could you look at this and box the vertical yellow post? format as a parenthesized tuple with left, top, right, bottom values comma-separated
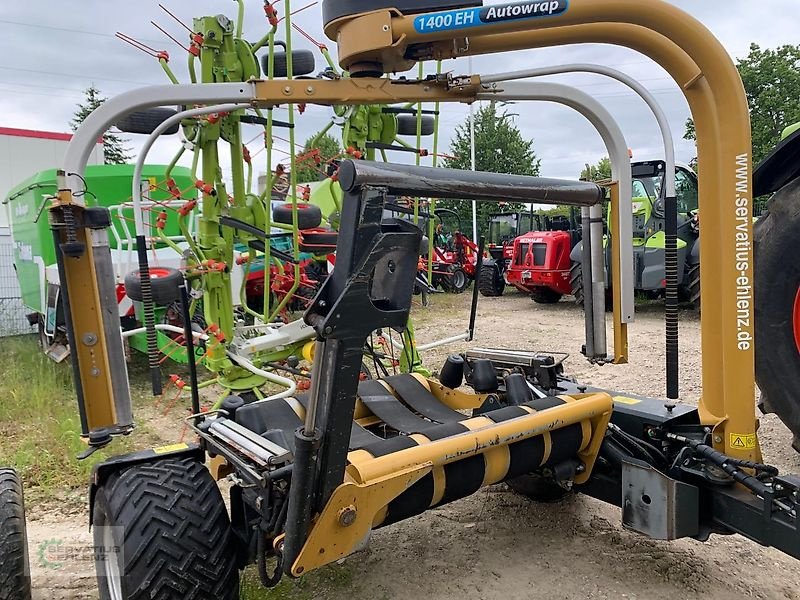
(608, 182, 628, 364)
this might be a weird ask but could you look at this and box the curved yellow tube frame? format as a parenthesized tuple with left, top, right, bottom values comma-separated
(321, 0, 755, 458)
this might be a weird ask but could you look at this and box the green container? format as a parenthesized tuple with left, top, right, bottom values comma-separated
(6, 164, 195, 314)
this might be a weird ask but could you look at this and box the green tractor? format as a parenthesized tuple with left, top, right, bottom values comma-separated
(569, 160, 701, 305)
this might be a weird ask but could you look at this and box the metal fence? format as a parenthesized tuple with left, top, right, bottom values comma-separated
(0, 231, 34, 337)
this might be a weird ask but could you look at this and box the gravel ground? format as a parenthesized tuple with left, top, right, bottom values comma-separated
(26, 290, 800, 599)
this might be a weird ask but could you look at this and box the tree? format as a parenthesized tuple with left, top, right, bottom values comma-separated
(580, 157, 612, 182)
(684, 43, 800, 164)
(442, 102, 541, 237)
(71, 85, 131, 165)
(293, 132, 343, 183)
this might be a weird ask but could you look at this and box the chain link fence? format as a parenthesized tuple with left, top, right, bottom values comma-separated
(0, 232, 35, 337)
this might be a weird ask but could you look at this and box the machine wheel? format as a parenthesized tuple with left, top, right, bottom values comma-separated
(507, 473, 570, 503)
(684, 263, 701, 307)
(299, 228, 338, 254)
(92, 457, 239, 600)
(754, 178, 800, 449)
(531, 287, 562, 304)
(116, 108, 179, 135)
(0, 469, 31, 600)
(265, 49, 316, 77)
(478, 264, 505, 297)
(442, 266, 469, 294)
(272, 202, 322, 230)
(569, 261, 584, 306)
(124, 267, 183, 306)
(396, 115, 435, 136)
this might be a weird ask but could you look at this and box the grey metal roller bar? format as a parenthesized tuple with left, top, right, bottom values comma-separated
(337, 159, 604, 206)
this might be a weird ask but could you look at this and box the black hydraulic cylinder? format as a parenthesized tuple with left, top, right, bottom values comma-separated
(282, 428, 321, 575)
(178, 282, 200, 416)
(338, 160, 604, 207)
(664, 195, 679, 399)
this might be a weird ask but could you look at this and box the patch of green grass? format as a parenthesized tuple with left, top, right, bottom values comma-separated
(0, 336, 146, 499)
(240, 561, 354, 600)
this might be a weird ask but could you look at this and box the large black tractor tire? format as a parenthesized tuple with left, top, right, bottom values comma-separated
(124, 266, 183, 306)
(396, 114, 436, 136)
(507, 473, 570, 503)
(272, 202, 322, 230)
(0, 469, 31, 600)
(683, 262, 701, 307)
(92, 457, 239, 600)
(754, 177, 800, 451)
(531, 287, 562, 304)
(441, 265, 470, 294)
(264, 50, 316, 78)
(569, 261, 584, 306)
(116, 108, 180, 135)
(478, 263, 505, 297)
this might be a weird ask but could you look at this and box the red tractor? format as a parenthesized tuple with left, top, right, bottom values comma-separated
(479, 210, 579, 303)
(427, 208, 480, 293)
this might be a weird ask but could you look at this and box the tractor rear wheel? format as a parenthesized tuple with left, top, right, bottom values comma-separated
(478, 263, 504, 297)
(442, 266, 470, 294)
(92, 457, 239, 599)
(0, 469, 31, 600)
(531, 287, 562, 304)
(569, 261, 584, 306)
(754, 177, 800, 450)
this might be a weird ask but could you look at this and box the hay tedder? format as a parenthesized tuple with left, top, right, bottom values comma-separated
(5, 1, 800, 599)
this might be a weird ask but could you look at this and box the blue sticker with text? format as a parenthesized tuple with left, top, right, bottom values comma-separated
(414, 0, 569, 34)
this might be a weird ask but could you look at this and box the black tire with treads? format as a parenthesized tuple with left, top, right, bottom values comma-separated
(569, 261, 584, 306)
(263, 50, 316, 78)
(0, 469, 31, 600)
(478, 263, 504, 297)
(396, 115, 435, 136)
(441, 265, 469, 294)
(116, 108, 179, 135)
(124, 267, 183, 306)
(531, 287, 562, 304)
(272, 202, 322, 230)
(685, 262, 701, 307)
(92, 457, 239, 599)
(754, 177, 800, 451)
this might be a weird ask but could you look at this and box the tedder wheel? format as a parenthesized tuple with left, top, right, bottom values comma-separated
(124, 266, 183, 306)
(299, 228, 338, 254)
(92, 457, 239, 599)
(754, 177, 800, 451)
(264, 49, 316, 78)
(116, 108, 180, 135)
(396, 114, 436, 136)
(478, 263, 505, 297)
(507, 473, 570, 503)
(0, 469, 31, 600)
(442, 266, 470, 294)
(531, 287, 562, 304)
(569, 261, 584, 306)
(272, 202, 322, 230)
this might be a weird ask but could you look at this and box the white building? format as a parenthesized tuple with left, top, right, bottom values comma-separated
(0, 127, 103, 335)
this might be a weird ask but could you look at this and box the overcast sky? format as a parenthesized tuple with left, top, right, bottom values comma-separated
(1, 1, 798, 181)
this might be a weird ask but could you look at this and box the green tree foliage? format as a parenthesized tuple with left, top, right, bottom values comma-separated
(293, 132, 343, 183)
(442, 102, 541, 238)
(71, 85, 131, 165)
(580, 156, 612, 182)
(684, 43, 800, 164)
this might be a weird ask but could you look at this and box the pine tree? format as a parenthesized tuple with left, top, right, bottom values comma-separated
(71, 85, 131, 165)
